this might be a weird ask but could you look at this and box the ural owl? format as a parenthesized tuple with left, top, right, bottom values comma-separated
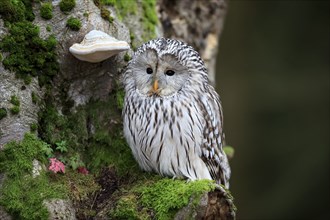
(122, 38, 231, 188)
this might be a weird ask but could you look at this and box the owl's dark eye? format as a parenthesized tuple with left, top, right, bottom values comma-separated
(165, 70, 175, 76)
(146, 67, 153, 74)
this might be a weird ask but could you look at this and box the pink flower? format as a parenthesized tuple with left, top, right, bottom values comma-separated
(77, 166, 89, 175)
(48, 158, 65, 173)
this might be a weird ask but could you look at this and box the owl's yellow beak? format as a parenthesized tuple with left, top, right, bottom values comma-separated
(153, 80, 159, 92)
(149, 80, 159, 96)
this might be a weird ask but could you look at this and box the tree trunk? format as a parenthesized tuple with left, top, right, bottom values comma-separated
(0, 0, 235, 219)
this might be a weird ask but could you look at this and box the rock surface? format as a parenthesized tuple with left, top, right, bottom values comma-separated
(43, 199, 76, 220)
(0, 68, 42, 149)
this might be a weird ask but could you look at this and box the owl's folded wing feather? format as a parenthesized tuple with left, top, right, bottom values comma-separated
(198, 85, 231, 188)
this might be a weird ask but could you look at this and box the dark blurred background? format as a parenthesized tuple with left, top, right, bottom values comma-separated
(216, 1, 329, 219)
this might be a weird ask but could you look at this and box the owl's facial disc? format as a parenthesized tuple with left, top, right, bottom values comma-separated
(131, 49, 189, 97)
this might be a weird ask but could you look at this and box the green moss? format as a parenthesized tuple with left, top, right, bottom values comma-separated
(10, 95, 20, 106)
(0, 133, 100, 219)
(0, 173, 67, 220)
(38, 103, 85, 148)
(0, 133, 46, 176)
(9, 95, 20, 115)
(0, 0, 34, 23)
(129, 31, 135, 42)
(31, 91, 38, 104)
(111, 194, 150, 219)
(59, 0, 76, 12)
(10, 106, 20, 114)
(66, 17, 81, 31)
(0, 108, 7, 120)
(111, 178, 216, 220)
(46, 25, 52, 32)
(81, 97, 138, 175)
(40, 2, 53, 20)
(0, 21, 59, 86)
(86, 129, 138, 175)
(100, 0, 137, 21)
(139, 179, 215, 219)
(30, 123, 38, 132)
(100, 7, 110, 20)
(141, 0, 158, 41)
(0, 133, 70, 220)
(60, 170, 100, 202)
(123, 53, 131, 62)
(116, 88, 125, 110)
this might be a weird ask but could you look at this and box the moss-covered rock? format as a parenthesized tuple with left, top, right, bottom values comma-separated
(0, 133, 67, 219)
(66, 17, 81, 31)
(110, 178, 217, 220)
(0, 21, 59, 85)
(9, 95, 20, 115)
(0, 108, 7, 120)
(9, 95, 20, 106)
(40, 2, 53, 20)
(9, 106, 20, 115)
(0, 0, 34, 23)
(59, 0, 76, 13)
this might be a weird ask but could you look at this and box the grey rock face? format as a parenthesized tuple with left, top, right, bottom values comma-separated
(43, 199, 76, 220)
(0, 68, 42, 149)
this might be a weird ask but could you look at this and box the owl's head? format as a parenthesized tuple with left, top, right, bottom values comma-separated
(123, 38, 208, 97)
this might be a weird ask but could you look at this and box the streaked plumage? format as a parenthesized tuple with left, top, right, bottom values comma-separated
(122, 38, 231, 188)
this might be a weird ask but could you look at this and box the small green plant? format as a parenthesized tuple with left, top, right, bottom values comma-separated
(0, 108, 7, 120)
(66, 17, 81, 31)
(55, 140, 68, 153)
(41, 143, 54, 158)
(59, 0, 76, 12)
(68, 153, 85, 170)
(46, 25, 52, 32)
(124, 53, 131, 62)
(40, 2, 53, 20)
(10, 106, 20, 114)
(10, 95, 20, 106)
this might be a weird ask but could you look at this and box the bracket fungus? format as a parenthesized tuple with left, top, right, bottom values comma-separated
(69, 30, 130, 63)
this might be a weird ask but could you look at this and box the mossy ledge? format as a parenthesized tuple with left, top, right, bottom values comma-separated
(0, 133, 67, 219)
(111, 178, 217, 220)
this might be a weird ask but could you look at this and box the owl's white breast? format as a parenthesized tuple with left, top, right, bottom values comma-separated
(123, 90, 212, 181)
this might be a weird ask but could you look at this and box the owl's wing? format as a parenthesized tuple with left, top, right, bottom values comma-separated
(198, 85, 231, 188)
